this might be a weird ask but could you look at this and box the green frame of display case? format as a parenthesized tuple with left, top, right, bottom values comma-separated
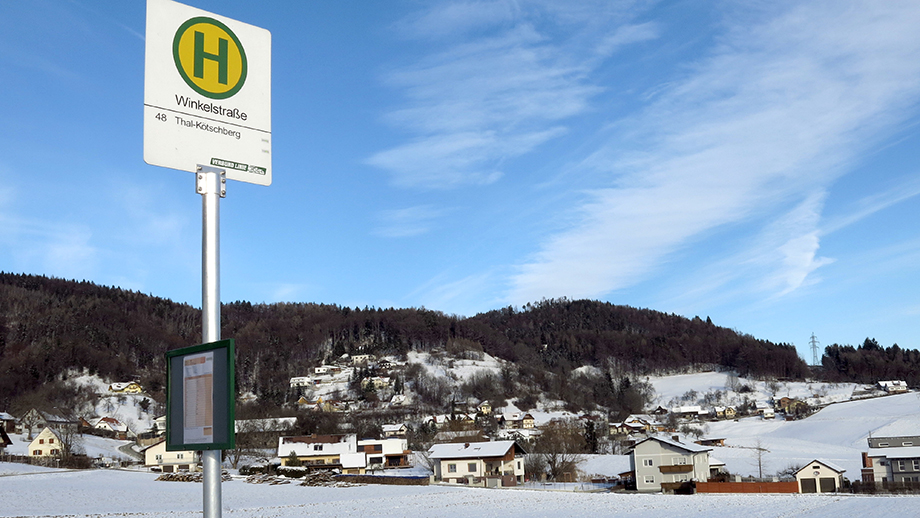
(165, 339, 235, 451)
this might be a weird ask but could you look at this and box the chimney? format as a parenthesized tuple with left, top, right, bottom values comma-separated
(672, 435, 680, 443)
(464, 443, 470, 448)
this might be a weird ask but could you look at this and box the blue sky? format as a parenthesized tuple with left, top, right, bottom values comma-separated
(2, 0, 920, 361)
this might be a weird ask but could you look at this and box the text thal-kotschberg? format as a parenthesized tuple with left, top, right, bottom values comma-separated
(174, 94, 246, 139)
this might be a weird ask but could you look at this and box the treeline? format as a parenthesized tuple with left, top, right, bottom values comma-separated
(1, 273, 814, 411)
(822, 338, 920, 385)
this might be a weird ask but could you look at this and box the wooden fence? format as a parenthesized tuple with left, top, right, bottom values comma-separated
(696, 481, 799, 493)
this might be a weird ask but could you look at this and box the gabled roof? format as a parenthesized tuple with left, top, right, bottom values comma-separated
(632, 435, 712, 454)
(428, 440, 526, 459)
(0, 412, 17, 421)
(796, 459, 846, 474)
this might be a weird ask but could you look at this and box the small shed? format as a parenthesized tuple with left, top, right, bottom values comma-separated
(795, 459, 846, 493)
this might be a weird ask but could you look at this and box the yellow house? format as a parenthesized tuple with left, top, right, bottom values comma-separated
(108, 382, 143, 394)
(28, 427, 62, 458)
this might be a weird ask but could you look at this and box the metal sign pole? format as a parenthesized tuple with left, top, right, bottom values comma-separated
(197, 165, 226, 518)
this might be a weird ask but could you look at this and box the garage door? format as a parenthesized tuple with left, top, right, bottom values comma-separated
(819, 477, 836, 493)
(800, 478, 816, 493)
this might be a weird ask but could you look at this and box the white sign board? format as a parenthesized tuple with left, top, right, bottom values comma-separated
(144, 0, 271, 185)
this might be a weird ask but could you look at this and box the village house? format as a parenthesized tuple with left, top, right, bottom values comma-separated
(92, 417, 134, 440)
(351, 354, 374, 366)
(278, 433, 364, 471)
(141, 439, 198, 472)
(428, 440, 526, 487)
(277, 434, 408, 474)
(108, 382, 143, 394)
(0, 411, 19, 433)
(877, 381, 909, 394)
(360, 377, 391, 391)
(381, 423, 408, 439)
(19, 408, 78, 437)
(28, 427, 63, 458)
(610, 420, 648, 436)
(289, 376, 313, 388)
(796, 459, 846, 493)
(629, 435, 712, 493)
(861, 436, 920, 483)
(713, 406, 736, 420)
(477, 400, 492, 415)
(358, 437, 411, 470)
(497, 412, 535, 430)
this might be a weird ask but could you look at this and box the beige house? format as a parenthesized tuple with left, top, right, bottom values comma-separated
(630, 435, 711, 493)
(428, 440, 526, 487)
(278, 433, 365, 473)
(796, 459, 845, 493)
(142, 439, 198, 472)
(28, 427, 63, 458)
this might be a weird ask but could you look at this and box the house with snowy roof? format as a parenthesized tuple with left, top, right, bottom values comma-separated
(108, 382, 143, 394)
(877, 380, 909, 394)
(629, 435, 712, 493)
(92, 416, 133, 440)
(428, 440, 526, 487)
(0, 411, 19, 433)
(861, 436, 920, 483)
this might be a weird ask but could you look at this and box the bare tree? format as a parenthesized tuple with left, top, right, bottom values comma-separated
(533, 418, 586, 481)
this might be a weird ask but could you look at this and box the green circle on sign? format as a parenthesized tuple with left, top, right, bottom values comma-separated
(173, 16, 248, 100)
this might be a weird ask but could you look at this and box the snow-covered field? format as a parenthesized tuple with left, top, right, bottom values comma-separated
(0, 467, 917, 518)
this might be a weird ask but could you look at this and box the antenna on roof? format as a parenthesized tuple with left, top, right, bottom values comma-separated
(809, 333, 820, 366)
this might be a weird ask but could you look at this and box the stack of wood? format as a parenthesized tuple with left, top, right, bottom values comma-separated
(245, 474, 292, 485)
(299, 470, 339, 486)
(156, 471, 233, 482)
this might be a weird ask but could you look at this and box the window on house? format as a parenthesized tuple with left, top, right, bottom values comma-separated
(899, 460, 906, 471)
(674, 457, 687, 465)
(879, 443, 890, 447)
(904, 442, 914, 447)
(643, 459, 653, 467)
(448, 463, 457, 473)
(517, 461, 521, 470)
(33, 450, 41, 456)
(913, 460, 920, 471)
(49, 438, 55, 444)
(314, 444, 323, 451)
(644, 476, 655, 484)
(51, 449, 59, 455)
(468, 463, 477, 472)
(39, 439, 44, 444)
(177, 454, 184, 459)
(155, 454, 162, 461)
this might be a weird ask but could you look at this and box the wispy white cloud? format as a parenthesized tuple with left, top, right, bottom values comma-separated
(510, 0, 920, 304)
(406, 270, 502, 317)
(375, 205, 445, 238)
(369, 3, 656, 189)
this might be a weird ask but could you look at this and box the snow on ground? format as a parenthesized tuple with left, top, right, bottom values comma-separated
(63, 372, 158, 434)
(703, 391, 920, 478)
(0, 467, 917, 518)
(646, 371, 859, 409)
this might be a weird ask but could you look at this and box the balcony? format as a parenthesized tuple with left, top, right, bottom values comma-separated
(659, 465, 693, 474)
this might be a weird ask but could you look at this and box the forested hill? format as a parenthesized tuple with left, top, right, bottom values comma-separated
(0, 273, 812, 409)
